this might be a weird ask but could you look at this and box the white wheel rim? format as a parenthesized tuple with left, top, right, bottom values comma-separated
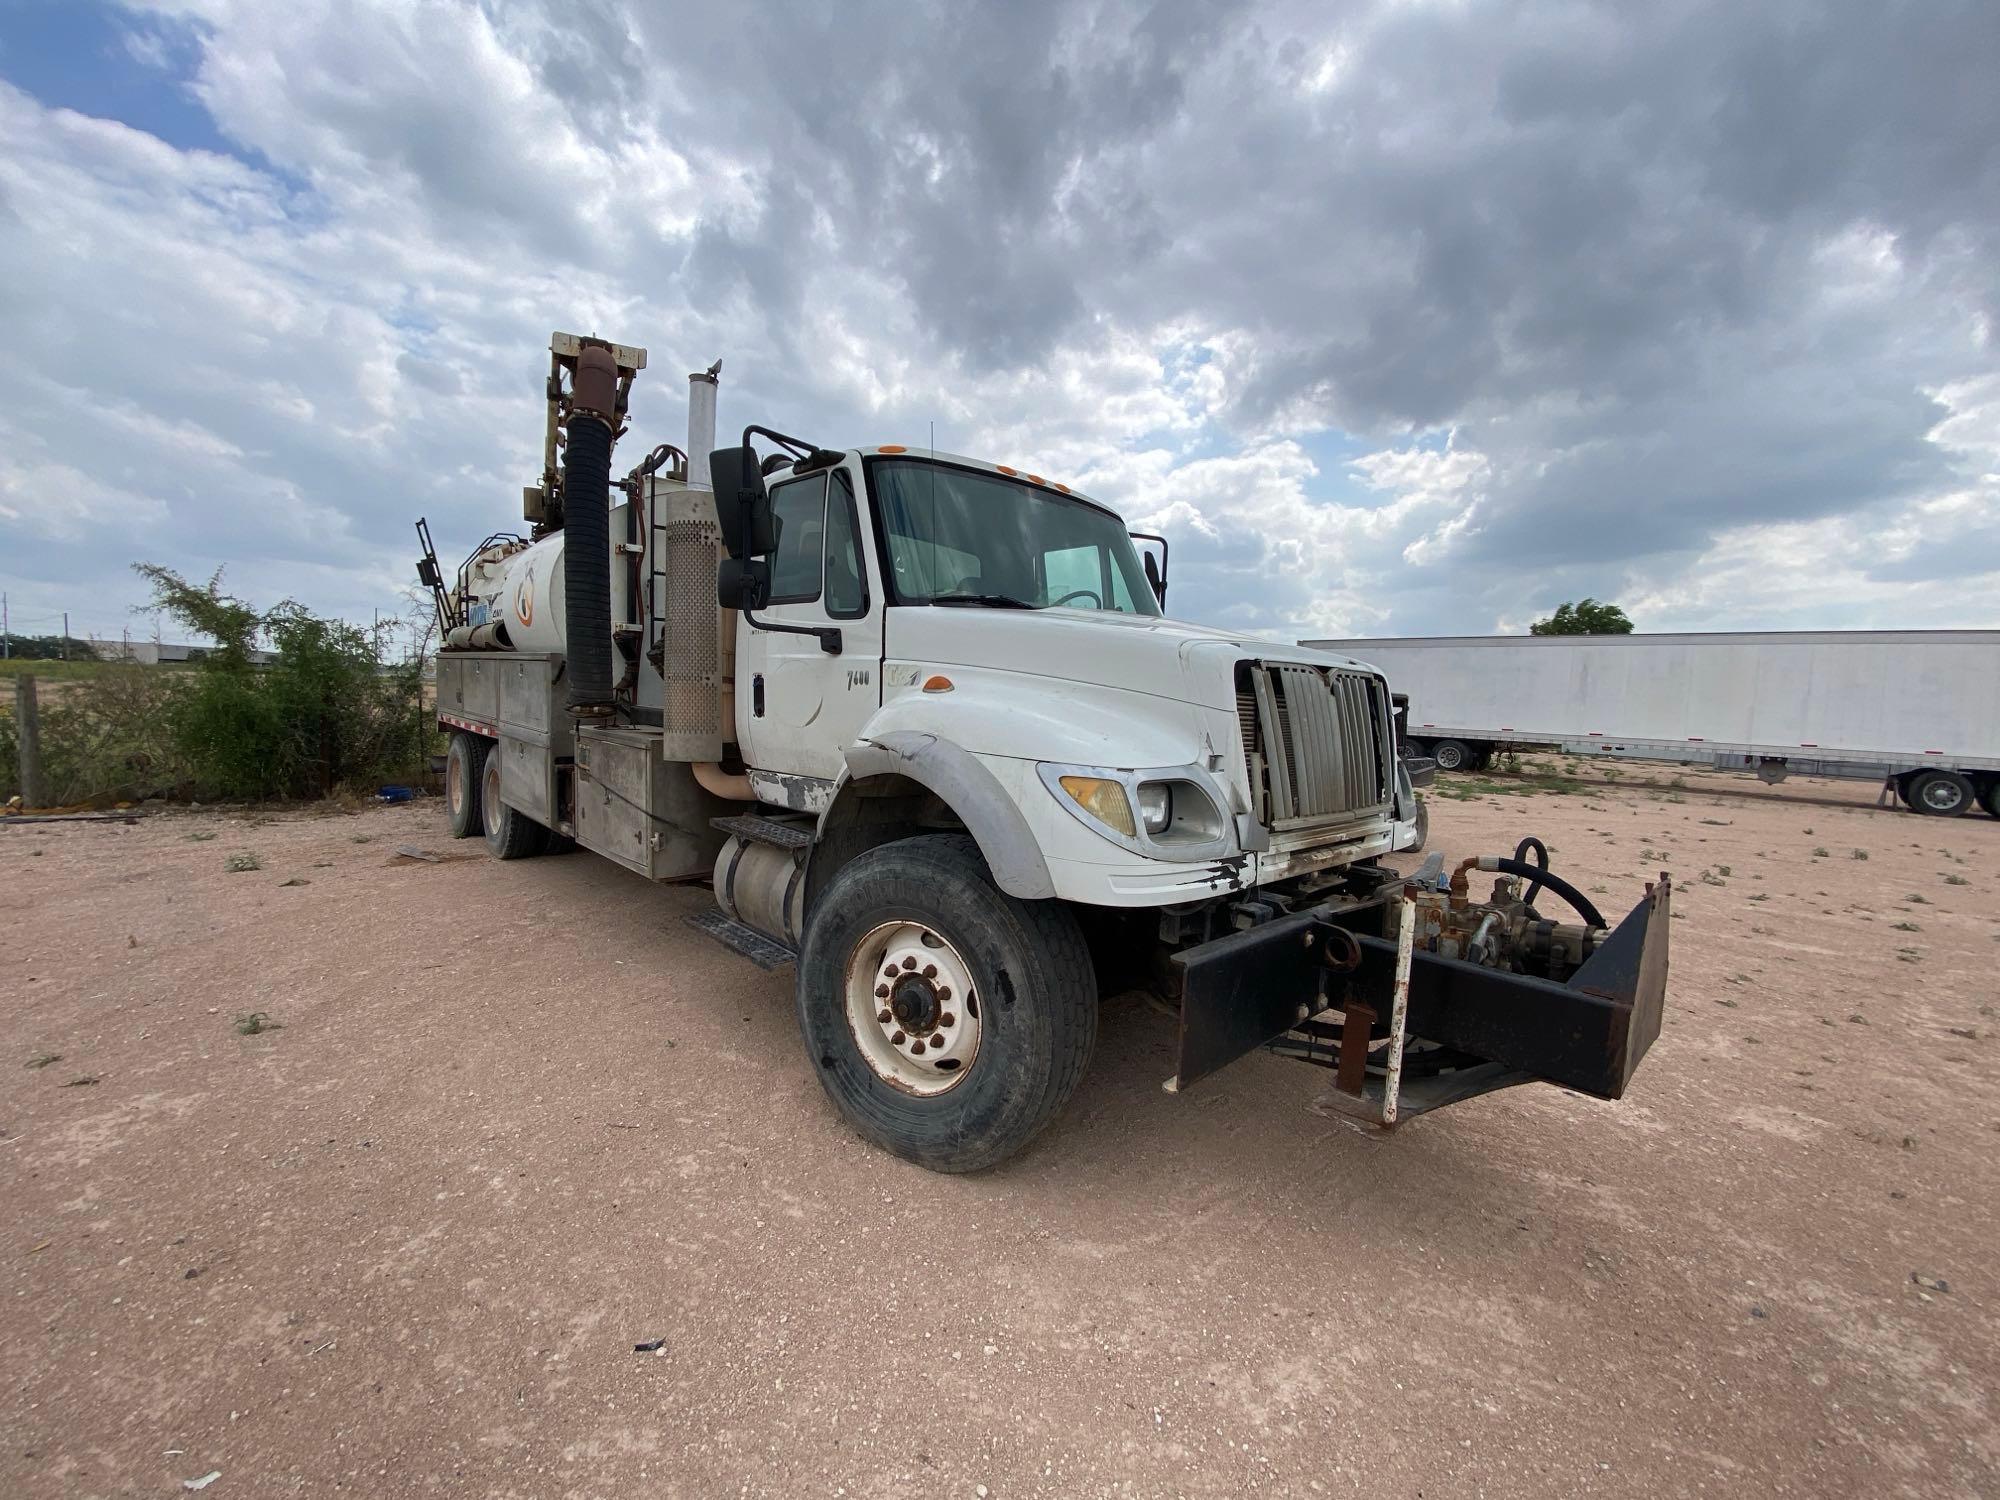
(843, 921, 983, 1095)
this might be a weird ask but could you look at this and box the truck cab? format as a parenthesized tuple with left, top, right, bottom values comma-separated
(731, 446, 1413, 910)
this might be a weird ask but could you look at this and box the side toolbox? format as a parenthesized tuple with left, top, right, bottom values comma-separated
(494, 654, 569, 828)
(572, 724, 731, 881)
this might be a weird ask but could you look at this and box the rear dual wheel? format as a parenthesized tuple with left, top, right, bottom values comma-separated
(1430, 738, 1472, 772)
(797, 834, 1097, 1173)
(1903, 769, 1974, 818)
(480, 750, 548, 859)
(445, 732, 485, 838)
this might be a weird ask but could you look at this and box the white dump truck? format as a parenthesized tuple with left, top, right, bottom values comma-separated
(414, 333, 1670, 1171)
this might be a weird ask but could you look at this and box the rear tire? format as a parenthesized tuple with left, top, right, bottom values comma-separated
(1979, 778, 2000, 819)
(796, 833, 1097, 1173)
(1431, 738, 1471, 772)
(481, 750, 548, 858)
(445, 733, 486, 838)
(1903, 769, 1973, 818)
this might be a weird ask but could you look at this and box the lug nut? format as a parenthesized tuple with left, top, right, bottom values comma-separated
(875, 984, 891, 999)
(911, 1040, 926, 1055)
(922, 963, 938, 979)
(883, 966, 899, 980)
(939, 1013, 955, 1028)
(901, 956, 917, 970)
(878, 1009, 893, 1024)
(891, 1030, 906, 1046)
(936, 986, 952, 1001)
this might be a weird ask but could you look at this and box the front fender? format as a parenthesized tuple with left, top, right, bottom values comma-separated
(839, 731, 1057, 900)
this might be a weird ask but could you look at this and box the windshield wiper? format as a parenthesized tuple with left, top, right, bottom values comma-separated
(928, 591, 1041, 610)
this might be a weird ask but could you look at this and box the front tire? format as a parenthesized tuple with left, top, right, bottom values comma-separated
(481, 750, 548, 858)
(1903, 769, 1973, 818)
(445, 733, 486, 838)
(796, 834, 1097, 1173)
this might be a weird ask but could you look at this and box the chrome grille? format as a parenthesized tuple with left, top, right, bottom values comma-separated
(1238, 663, 1392, 829)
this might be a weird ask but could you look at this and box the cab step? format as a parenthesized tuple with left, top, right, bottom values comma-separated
(685, 906, 796, 971)
(711, 813, 814, 851)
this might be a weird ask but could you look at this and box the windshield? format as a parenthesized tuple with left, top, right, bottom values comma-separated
(867, 457, 1161, 615)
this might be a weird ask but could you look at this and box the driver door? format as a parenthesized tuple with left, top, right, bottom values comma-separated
(735, 459, 883, 791)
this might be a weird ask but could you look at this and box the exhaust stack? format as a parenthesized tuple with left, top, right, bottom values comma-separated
(687, 362, 719, 489)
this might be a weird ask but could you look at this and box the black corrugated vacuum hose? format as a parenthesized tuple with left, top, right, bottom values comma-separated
(562, 347, 620, 716)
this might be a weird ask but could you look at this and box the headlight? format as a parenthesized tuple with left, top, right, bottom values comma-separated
(1147, 779, 1224, 842)
(1038, 762, 1236, 861)
(1056, 774, 1137, 837)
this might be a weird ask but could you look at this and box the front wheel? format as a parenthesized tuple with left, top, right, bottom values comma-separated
(1431, 738, 1471, 772)
(796, 834, 1097, 1172)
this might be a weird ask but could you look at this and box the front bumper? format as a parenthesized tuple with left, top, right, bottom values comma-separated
(1168, 875, 1670, 1124)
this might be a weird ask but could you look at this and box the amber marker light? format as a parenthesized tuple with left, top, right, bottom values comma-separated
(1057, 775, 1137, 837)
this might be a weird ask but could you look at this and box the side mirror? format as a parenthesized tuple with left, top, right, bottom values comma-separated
(1130, 531, 1169, 607)
(718, 557, 770, 611)
(709, 444, 777, 559)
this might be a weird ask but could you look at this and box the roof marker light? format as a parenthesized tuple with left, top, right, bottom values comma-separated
(996, 465, 1017, 476)
(1026, 473, 1045, 485)
(878, 444, 908, 454)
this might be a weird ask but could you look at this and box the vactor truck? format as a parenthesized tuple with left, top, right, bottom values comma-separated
(414, 333, 1670, 1172)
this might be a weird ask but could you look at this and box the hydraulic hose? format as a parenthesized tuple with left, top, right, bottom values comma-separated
(1488, 856, 1606, 930)
(1512, 836, 1549, 906)
(562, 347, 620, 717)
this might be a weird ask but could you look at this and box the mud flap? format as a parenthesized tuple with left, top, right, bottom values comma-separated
(1168, 878, 1670, 1116)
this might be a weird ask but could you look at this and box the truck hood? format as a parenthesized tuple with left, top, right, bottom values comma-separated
(883, 606, 1376, 707)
